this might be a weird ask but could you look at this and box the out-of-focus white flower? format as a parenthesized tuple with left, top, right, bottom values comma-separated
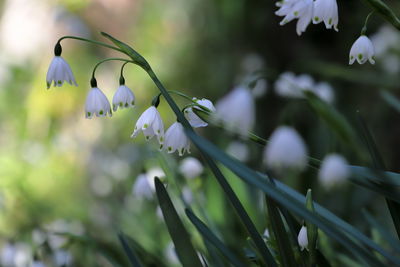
(90, 175, 112, 197)
(252, 79, 268, 98)
(226, 141, 249, 162)
(53, 250, 72, 267)
(165, 242, 179, 264)
(241, 53, 265, 74)
(32, 229, 46, 245)
(349, 35, 375, 65)
(132, 173, 154, 200)
(163, 122, 190, 156)
(112, 85, 135, 111)
(182, 186, 194, 204)
(381, 55, 400, 74)
(14, 243, 31, 267)
(319, 154, 349, 188)
(296, 74, 314, 91)
(156, 206, 164, 220)
(370, 25, 400, 56)
(85, 87, 112, 118)
(179, 157, 203, 179)
(298, 226, 308, 251)
(312, 0, 338, 31)
(1, 243, 16, 266)
(276, 0, 314, 36)
(313, 82, 334, 103)
(275, 72, 302, 98)
(46, 56, 77, 89)
(215, 86, 255, 135)
(32, 261, 46, 267)
(263, 228, 270, 239)
(263, 126, 308, 171)
(131, 106, 164, 144)
(184, 98, 215, 128)
(146, 167, 166, 190)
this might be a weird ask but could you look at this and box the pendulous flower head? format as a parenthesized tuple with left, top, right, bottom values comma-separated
(163, 122, 190, 156)
(349, 35, 375, 65)
(298, 226, 308, 251)
(263, 126, 308, 172)
(276, 0, 314, 36)
(112, 85, 135, 112)
(312, 0, 339, 31)
(184, 98, 215, 128)
(85, 87, 112, 118)
(131, 106, 164, 144)
(318, 153, 349, 188)
(46, 56, 77, 89)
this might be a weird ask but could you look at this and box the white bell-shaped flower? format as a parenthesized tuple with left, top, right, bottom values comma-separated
(131, 106, 164, 144)
(313, 82, 335, 104)
(112, 85, 135, 111)
(85, 87, 112, 118)
(349, 35, 375, 65)
(132, 173, 154, 200)
(184, 98, 216, 128)
(274, 72, 303, 98)
(277, 0, 314, 36)
(215, 86, 255, 136)
(164, 122, 190, 156)
(179, 157, 203, 179)
(319, 154, 349, 188)
(312, 0, 339, 31)
(298, 226, 308, 251)
(46, 56, 77, 89)
(263, 126, 308, 171)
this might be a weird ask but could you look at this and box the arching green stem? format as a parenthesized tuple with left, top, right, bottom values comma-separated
(91, 58, 133, 79)
(361, 12, 374, 35)
(58, 36, 125, 53)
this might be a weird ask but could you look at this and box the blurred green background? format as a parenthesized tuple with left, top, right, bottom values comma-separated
(0, 0, 399, 266)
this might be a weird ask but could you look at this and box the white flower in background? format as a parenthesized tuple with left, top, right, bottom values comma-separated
(182, 186, 194, 204)
(298, 226, 308, 251)
(381, 55, 400, 74)
(146, 167, 166, 190)
(131, 106, 164, 144)
(312, 0, 338, 31)
(179, 157, 203, 179)
(349, 35, 375, 65)
(32, 261, 46, 267)
(1, 243, 16, 266)
(164, 122, 190, 156)
(264, 126, 308, 171)
(184, 98, 216, 128)
(296, 74, 314, 91)
(370, 25, 400, 56)
(251, 78, 268, 98)
(85, 87, 112, 118)
(13, 243, 31, 267)
(46, 56, 77, 89)
(215, 86, 255, 136)
(263, 228, 270, 239)
(112, 85, 135, 111)
(241, 53, 265, 74)
(226, 141, 250, 162)
(314, 82, 334, 103)
(53, 250, 72, 267)
(274, 72, 303, 98)
(276, 0, 314, 36)
(319, 154, 349, 188)
(165, 242, 179, 265)
(132, 173, 154, 200)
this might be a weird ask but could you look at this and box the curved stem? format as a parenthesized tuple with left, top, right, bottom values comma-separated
(91, 58, 133, 79)
(120, 61, 130, 78)
(361, 12, 374, 35)
(58, 36, 125, 53)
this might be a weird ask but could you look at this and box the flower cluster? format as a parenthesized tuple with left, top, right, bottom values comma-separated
(274, 72, 335, 103)
(275, 0, 338, 35)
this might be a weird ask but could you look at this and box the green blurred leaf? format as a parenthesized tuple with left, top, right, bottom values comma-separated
(186, 208, 247, 267)
(381, 90, 400, 113)
(154, 177, 203, 267)
(305, 189, 318, 266)
(117, 231, 143, 267)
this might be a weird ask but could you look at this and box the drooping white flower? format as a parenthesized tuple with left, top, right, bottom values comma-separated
(132, 173, 154, 200)
(226, 141, 249, 162)
(32, 261, 46, 267)
(349, 35, 375, 65)
(319, 154, 349, 188)
(179, 157, 204, 179)
(263, 126, 308, 171)
(274, 72, 303, 98)
(85, 87, 112, 118)
(131, 106, 164, 144)
(370, 25, 400, 57)
(296, 74, 315, 91)
(298, 226, 308, 251)
(182, 186, 194, 204)
(163, 122, 190, 156)
(184, 98, 216, 128)
(112, 85, 135, 111)
(53, 250, 72, 267)
(277, 0, 314, 36)
(251, 78, 268, 98)
(146, 167, 166, 190)
(46, 56, 77, 89)
(312, 0, 339, 31)
(313, 82, 335, 103)
(215, 86, 255, 136)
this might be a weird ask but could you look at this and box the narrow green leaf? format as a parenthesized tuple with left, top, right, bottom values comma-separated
(117, 232, 143, 267)
(154, 177, 203, 267)
(381, 90, 400, 113)
(362, 210, 400, 253)
(305, 189, 318, 266)
(350, 166, 400, 187)
(357, 113, 400, 238)
(185, 131, 395, 266)
(186, 209, 247, 267)
(303, 91, 360, 155)
(266, 197, 297, 267)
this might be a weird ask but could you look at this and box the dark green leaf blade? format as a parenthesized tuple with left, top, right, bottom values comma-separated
(117, 232, 143, 267)
(305, 189, 318, 266)
(154, 177, 203, 267)
(186, 209, 247, 267)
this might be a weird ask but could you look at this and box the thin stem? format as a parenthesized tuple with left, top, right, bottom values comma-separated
(361, 12, 374, 35)
(120, 61, 130, 78)
(58, 36, 125, 53)
(91, 58, 133, 79)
